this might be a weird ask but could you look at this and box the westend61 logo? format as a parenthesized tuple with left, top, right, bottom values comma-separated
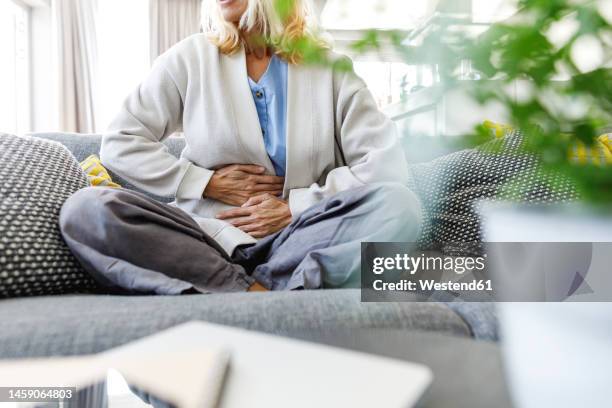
(361, 242, 495, 302)
(372, 253, 486, 275)
(369, 251, 492, 294)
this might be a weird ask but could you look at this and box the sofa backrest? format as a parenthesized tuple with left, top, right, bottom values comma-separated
(32, 132, 186, 161)
(32, 133, 186, 203)
(31, 131, 430, 203)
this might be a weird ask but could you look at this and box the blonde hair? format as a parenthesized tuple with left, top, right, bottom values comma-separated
(201, 0, 329, 64)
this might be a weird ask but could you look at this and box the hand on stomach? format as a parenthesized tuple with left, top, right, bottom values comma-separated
(204, 164, 284, 206)
(216, 194, 292, 239)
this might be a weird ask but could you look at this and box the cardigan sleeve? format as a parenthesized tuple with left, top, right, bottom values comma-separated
(100, 55, 214, 200)
(288, 63, 410, 217)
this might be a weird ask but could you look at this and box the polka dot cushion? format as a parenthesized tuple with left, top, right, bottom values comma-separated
(0, 133, 98, 298)
(409, 130, 579, 256)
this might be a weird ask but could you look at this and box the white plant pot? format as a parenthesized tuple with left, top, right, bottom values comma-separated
(481, 204, 612, 408)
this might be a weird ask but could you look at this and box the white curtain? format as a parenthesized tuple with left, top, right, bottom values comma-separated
(53, 0, 98, 133)
(149, 0, 202, 64)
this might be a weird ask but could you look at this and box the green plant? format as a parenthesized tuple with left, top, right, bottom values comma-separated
(463, 0, 612, 206)
(378, 0, 612, 206)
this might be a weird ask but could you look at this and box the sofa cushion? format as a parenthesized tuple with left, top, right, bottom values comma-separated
(408, 131, 578, 255)
(0, 289, 475, 358)
(80, 154, 121, 188)
(0, 134, 98, 298)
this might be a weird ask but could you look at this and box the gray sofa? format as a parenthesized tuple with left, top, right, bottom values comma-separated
(0, 133, 497, 360)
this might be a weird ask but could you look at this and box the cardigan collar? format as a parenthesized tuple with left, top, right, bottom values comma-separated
(221, 46, 315, 197)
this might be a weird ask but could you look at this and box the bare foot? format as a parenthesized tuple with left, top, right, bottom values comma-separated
(248, 282, 269, 292)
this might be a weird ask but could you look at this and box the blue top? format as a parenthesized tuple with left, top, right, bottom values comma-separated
(248, 55, 288, 177)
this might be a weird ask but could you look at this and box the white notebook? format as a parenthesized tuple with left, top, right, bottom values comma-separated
(109, 322, 433, 408)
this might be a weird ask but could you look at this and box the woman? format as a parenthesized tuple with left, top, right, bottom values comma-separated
(60, 0, 422, 294)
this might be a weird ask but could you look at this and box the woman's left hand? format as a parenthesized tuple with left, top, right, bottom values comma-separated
(216, 194, 292, 238)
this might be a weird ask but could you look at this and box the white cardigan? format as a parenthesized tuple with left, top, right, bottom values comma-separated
(101, 34, 410, 255)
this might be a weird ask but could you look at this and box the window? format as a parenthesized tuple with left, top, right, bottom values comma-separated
(321, 0, 517, 107)
(0, 0, 30, 135)
(96, 0, 149, 132)
(320, 0, 437, 107)
(321, 0, 434, 30)
(352, 62, 435, 107)
(471, 0, 517, 24)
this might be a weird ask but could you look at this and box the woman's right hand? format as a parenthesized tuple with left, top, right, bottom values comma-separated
(203, 164, 284, 206)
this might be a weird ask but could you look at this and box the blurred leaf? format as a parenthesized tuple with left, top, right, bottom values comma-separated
(275, 0, 295, 21)
(320, 0, 612, 208)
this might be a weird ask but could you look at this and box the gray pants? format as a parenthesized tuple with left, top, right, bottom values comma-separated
(59, 183, 422, 294)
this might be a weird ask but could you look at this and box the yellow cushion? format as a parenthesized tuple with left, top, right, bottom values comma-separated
(482, 120, 612, 165)
(482, 120, 514, 138)
(80, 155, 121, 188)
(569, 134, 612, 166)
